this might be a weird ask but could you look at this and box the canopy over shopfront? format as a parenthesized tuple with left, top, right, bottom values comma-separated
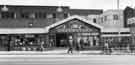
(0, 28, 48, 34)
(101, 28, 131, 48)
(101, 28, 130, 37)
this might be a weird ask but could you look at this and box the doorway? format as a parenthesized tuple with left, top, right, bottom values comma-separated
(56, 33, 68, 47)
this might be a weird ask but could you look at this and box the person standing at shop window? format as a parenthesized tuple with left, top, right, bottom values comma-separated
(75, 39, 81, 52)
(80, 38, 84, 49)
(50, 39, 54, 47)
(104, 41, 110, 54)
(40, 41, 44, 51)
(67, 36, 74, 54)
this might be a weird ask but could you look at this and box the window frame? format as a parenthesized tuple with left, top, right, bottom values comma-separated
(104, 16, 107, 21)
(93, 18, 96, 23)
(35, 12, 46, 19)
(1, 12, 15, 19)
(20, 12, 30, 19)
(113, 14, 119, 20)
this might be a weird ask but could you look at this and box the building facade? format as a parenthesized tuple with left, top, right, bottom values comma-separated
(98, 10, 131, 49)
(123, 6, 135, 50)
(123, 6, 135, 27)
(127, 17, 135, 49)
(0, 5, 103, 51)
(0, 5, 134, 51)
(98, 10, 124, 28)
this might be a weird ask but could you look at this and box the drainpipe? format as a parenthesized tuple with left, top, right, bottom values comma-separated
(131, 26, 135, 46)
(117, 0, 120, 10)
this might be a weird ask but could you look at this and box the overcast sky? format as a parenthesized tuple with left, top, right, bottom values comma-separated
(0, 0, 135, 10)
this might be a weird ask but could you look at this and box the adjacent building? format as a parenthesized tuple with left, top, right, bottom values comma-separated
(123, 6, 135, 27)
(98, 10, 131, 48)
(123, 6, 135, 48)
(0, 5, 103, 51)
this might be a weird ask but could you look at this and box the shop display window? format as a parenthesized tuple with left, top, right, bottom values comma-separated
(77, 33, 99, 47)
(0, 35, 9, 51)
(9, 34, 46, 51)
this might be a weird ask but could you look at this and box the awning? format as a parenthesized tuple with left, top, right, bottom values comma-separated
(0, 28, 48, 34)
(101, 34, 131, 37)
(102, 28, 130, 32)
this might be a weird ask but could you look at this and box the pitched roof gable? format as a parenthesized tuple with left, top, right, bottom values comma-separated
(46, 15, 103, 30)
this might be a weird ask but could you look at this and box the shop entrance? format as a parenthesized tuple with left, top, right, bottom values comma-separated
(56, 33, 68, 47)
(49, 18, 102, 50)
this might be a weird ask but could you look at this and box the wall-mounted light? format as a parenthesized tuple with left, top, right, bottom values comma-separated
(29, 23, 33, 26)
(56, 7, 63, 12)
(29, 22, 33, 27)
(56, 1, 63, 12)
(1, 5, 8, 12)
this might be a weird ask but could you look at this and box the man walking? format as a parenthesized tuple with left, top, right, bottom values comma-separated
(67, 36, 74, 54)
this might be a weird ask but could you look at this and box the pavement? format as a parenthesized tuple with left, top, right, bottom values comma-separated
(0, 49, 135, 65)
(0, 49, 104, 55)
(0, 48, 135, 55)
(1, 55, 135, 65)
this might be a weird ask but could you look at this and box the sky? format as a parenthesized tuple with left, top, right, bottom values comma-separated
(0, 0, 135, 10)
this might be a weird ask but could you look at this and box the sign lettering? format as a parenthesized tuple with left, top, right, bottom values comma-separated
(57, 29, 93, 32)
(78, 33, 99, 36)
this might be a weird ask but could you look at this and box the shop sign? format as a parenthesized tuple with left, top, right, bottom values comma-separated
(71, 24, 81, 29)
(25, 35, 35, 38)
(128, 18, 135, 25)
(78, 33, 99, 36)
(57, 29, 93, 32)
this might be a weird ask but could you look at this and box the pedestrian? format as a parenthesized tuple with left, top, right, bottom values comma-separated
(40, 41, 44, 51)
(67, 36, 74, 54)
(75, 42, 81, 52)
(130, 45, 134, 53)
(79, 38, 84, 49)
(104, 42, 109, 53)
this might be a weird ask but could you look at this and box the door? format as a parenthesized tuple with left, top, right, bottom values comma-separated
(56, 33, 68, 47)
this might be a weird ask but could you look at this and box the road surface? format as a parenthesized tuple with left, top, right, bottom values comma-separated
(0, 55, 135, 65)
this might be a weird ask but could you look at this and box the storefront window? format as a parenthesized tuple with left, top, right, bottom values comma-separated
(0, 35, 9, 51)
(76, 33, 99, 48)
(1, 12, 15, 19)
(8, 34, 47, 51)
(113, 14, 119, 20)
(49, 34, 56, 47)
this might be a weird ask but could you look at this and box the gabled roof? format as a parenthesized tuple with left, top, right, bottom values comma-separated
(0, 15, 103, 34)
(124, 6, 134, 11)
(46, 15, 103, 30)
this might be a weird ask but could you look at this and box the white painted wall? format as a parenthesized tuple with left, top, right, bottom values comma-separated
(98, 10, 124, 28)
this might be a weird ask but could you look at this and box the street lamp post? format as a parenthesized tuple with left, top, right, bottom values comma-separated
(117, 0, 119, 9)
(130, 26, 135, 52)
(56, 1, 63, 12)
